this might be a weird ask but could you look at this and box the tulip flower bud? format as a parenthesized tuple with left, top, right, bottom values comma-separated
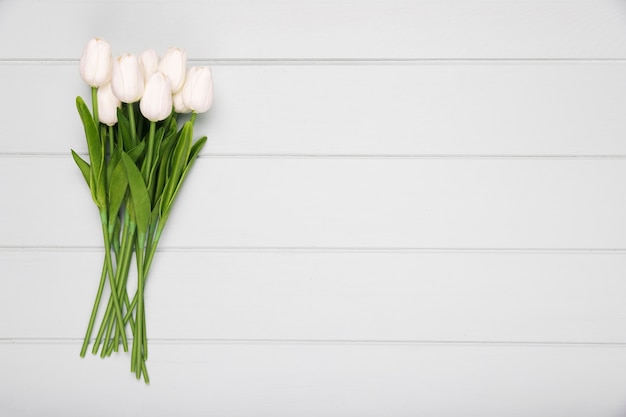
(79, 38, 112, 87)
(172, 89, 191, 114)
(140, 72, 173, 122)
(97, 83, 121, 126)
(158, 47, 187, 93)
(139, 49, 159, 82)
(182, 67, 213, 114)
(111, 54, 145, 103)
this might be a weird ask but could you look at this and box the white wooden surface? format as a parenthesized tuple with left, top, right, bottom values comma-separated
(2, 1, 626, 416)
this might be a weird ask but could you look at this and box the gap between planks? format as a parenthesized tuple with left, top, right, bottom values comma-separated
(3, 58, 626, 66)
(3, 338, 626, 348)
(3, 153, 626, 160)
(2, 246, 626, 254)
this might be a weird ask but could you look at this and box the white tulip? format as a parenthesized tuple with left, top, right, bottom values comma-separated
(172, 89, 191, 114)
(139, 49, 159, 82)
(97, 83, 121, 126)
(140, 73, 173, 122)
(111, 54, 145, 103)
(157, 47, 187, 93)
(79, 38, 112, 87)
(182, 67, 213, 114)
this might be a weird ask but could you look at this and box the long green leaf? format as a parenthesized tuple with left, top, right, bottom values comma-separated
(159, 129, 178, 156)
(94, 166, 107, 209)
(76, 96, 102, 180)
(153, 132, 178, 209)
(188, 136, 207, 164)
(146, 127, 167, 202)
(162, 136, 207, 217)
(160, 122, 192, 216)
(170, 122, 193, 183)
(108, 159, 129, 224)
(121, 152, 151, 235)
(117, 107, 133, 150)
(107, 147, 122, 184)
(71, 150, 90, 185)
(76, 96, 106, 209)
(127, 141, 146, 162)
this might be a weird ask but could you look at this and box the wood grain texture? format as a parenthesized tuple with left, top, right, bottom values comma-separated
(2, 250, 626, 342)
(2, 0, 626, 414)
(1, 343, 626, 417)
(3, 63, 626, 156)
(2, 0, 626, 60)
(1, 157, 625, 249)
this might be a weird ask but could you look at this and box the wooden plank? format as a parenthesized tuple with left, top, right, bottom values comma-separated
(1, 342, 625, 416)
(2, 1, 626, 60)
(1, 157, 626, 249)
(2, 250, 626, 342)
(3, 63, 626, 155)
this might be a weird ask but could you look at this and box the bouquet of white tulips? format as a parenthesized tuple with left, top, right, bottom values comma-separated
(73, 38, 213, 383)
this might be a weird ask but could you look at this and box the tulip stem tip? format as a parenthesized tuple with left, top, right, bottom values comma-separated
(91, 87, 99, 128)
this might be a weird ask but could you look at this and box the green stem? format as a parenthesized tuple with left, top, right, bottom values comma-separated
(144, 226, 163, 276)
(80, 261, 108, 357)
(101, 215, 136, 354)
(143, 122, 156, 183)
(105, 334, 117, 356)
(108, 125, 114, 157)
(91, 87, 99, 127)
(109, 219, 138, 352)
(190, 112, 197, 125)
(101, 314, 117, 358)
(128, 103, 137, 146)
(123, 225, 164, 321)
(132, 234, 147, 378)
(143, 304, 148, 360)
(93, 245, 127, 355)
(119, 220, 137, 316)
(92, 296, 113, 355)
(100, 211, 129, 352)
(141, 362, 150, 384)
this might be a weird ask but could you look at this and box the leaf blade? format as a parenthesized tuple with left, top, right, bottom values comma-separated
(71, 150, 91, 185)
(121, 152, 151, 235)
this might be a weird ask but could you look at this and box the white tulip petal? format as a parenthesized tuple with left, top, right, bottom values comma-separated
(111, 54, 145, 104)
(139, 49, 159, 82)
(97, 83, 121, 126)
(79, 38, 112, 87)
(158, 47, 187, 93)
(173, 90, 191, 114)
(182, 66, 213, 114)
(140, 72, 173, 122)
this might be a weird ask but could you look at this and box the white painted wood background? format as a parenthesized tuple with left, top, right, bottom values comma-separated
(2, 0, 626, 415)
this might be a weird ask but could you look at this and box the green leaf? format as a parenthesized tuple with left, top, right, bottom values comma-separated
(76, 96, 106, 209)
(188, 136, 207, 164)
(170, 122, 193, 180)
(121, 152, 151, 235)
(160, 122, 192, 216)
(166, 113, 178, 136)
(94, 149, 107, 209)
(107, 147, 122, 184)
(161, 136, 207, 217)
(160, 129, 179, 155)
(127, 141, 146, 162)
(150, 196, 162, 230)
(71, 150, 90, 185)
(145, 127, 165, 173)
(76, 96, 103, 180)
(108, 159, 129, 224)
(117, 107, 133, 150)
(146, 127, 167, 201)
(111, 215, 122, 254)
(153, 132, 178, 208)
